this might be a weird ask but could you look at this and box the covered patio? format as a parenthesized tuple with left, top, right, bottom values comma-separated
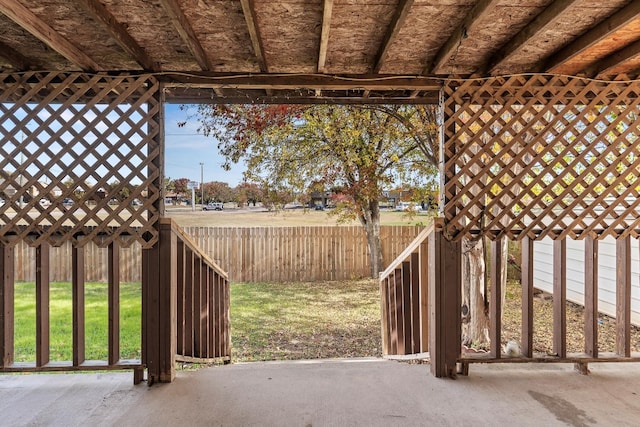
(2, 0, 640, 400)
(2, 359, 639, 426)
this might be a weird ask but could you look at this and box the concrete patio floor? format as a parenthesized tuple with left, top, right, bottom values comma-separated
(1, 358, 639, 426)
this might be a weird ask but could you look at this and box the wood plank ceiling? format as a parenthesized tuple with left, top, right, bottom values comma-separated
(1, 0, 639, 103)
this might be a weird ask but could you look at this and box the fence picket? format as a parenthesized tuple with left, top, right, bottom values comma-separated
(13, 225, 423, 283)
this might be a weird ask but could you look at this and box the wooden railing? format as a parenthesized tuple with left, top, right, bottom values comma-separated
(0, 237, 144, 383)
(379, 218, 462, 377)
(379, 223, 433, 356)
(459, 235, 640, 374)
(143, 218, 230, 384)
(381, 222, 640, 378)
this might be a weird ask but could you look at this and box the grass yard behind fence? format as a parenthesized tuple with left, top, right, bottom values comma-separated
(14, 279, 381, 364)
(14, 281, 141, 362)
(230, 279, 382, 362)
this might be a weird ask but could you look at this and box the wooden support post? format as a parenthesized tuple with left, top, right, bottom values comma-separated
(108, 242, 120, 366)
(419, 240, 429, 353)
(388, 270, 398, 354)
(176, 240, 185, 355)
(142, 219, 178, 383)
(224, 277, 231, 359)
(584, 237, 598, 358)
(401, 260, 412, 354)
(184, 248, 194, 357)
(200, 259, 208, 358)
(394, 267, 405, 355)
(553, 239, 566, 358)
(616, 237, 631, 357)
(209, 272, 222, 357)
(72, 245, 85, 366)
(36, 243, 50, 367)
(193, 258, 202, 356)
(0, 244, 14, 367)
(208, 268, 215, 358)
(429, 220, 461, 378)
(490, 239, 503, 359)
(379, 276, 390, 355)
(410, 252, 420, 353)
(521, 237, 534, 358)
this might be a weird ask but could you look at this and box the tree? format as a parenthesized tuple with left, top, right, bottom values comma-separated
(189, 104, 439, 277)
(203, 181, 233, 203)
(236, 182, 264, 206)
(173, 178, 190, 199)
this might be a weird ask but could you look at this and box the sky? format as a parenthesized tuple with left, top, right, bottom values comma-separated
(164, 103, 246, 186)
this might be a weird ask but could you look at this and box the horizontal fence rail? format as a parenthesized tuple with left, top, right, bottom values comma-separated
(12, 225, 423, 283)
(1, 238, 143, 382)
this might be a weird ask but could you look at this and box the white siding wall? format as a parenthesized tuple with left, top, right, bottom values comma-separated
(533, 237, 640, 326)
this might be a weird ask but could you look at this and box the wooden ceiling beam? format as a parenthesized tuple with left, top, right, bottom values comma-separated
(482, 0, 579, 75)
(0, 0, 100, 71)
(164, 90, 439, 105)
(160, 0, 212, 71)
(240, 0, 268, 72)
(317, 0, 334, 73)
(372, 0, 414, 74)
(161, 73, 442, 92)
(79, 0, 159, 72)
(585, 38, 640, 78)
(0, 40, 38, 70)
(543, 1, 640, 72)
(427, 0, 499, 75)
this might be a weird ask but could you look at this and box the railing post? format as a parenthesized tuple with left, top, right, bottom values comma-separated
(108, 242, 120, 366)
(143, 219, 177, 383)
(616, 236, 631, 357)
(584, 236, 598, 358)
(490, 239, 503, 359)
(0, 243, 14, 367)
(521, 237, 534, 358)
(72, 245, 85, 366)
(429, 219, 461, 378)
(36, 243, 50, 367)
(553, 239, 567, 359)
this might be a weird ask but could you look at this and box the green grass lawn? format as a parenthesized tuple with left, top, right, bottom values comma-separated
(14, 279, 380, 364)
(230, 279, 382, 362)
(14, 282, 141, 362)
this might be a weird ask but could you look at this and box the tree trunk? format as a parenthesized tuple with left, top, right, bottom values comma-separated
(360, 200, 383, 278)
(461, 237, 490, 348)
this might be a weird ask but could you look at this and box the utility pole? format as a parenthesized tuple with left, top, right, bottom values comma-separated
(200, 162, 204, 206)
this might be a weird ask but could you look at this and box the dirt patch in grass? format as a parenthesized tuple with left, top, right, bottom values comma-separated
(230, 279, 382, 362)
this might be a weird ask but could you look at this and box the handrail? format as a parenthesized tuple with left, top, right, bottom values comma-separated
(380, 220, 434, 278)
(160, 218, 228, 279)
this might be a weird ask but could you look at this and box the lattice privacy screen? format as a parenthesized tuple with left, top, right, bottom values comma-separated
(0, 72, 162, 248)
(442, 75, 640, 241)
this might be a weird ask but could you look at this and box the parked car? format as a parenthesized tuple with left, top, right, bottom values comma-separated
(203, 202, 223, 211)
(39, 198, 51, 207)
(62, 198, 73, 207)
(395, 201, 422, 212)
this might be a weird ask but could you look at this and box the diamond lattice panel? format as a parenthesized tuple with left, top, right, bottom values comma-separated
(0, 72, 161, 248)
(442, 75, 640, 241)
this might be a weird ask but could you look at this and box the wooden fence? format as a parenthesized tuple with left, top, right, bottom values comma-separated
(13, 225, 423, 283)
